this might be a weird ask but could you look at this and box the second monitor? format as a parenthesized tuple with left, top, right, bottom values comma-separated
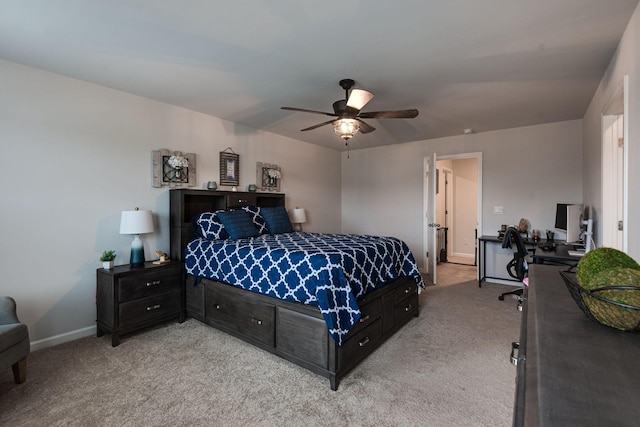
(555, 203, 583, 243)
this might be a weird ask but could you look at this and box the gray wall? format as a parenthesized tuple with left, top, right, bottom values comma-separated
(583, 3, 640, 261)
(5, 0, 640, 348)
(0, 60, 342, 349)
(341, 120, 583, 278)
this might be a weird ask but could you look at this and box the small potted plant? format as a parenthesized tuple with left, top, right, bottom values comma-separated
(100, 250, 116, 269)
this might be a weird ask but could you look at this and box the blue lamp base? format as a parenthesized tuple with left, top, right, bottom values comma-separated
(130, 235, 145, 266)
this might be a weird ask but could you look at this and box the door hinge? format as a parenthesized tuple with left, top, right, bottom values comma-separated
(618, 220, 624, 231)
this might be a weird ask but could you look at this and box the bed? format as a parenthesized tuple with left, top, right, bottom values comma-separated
(170, 189, 424, 390)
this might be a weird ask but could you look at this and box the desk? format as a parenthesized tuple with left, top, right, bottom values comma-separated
(477, 235, 554, 286)
(532, 243, 581, 266)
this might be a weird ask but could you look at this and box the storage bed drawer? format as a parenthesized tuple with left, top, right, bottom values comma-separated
(205, 285, 275, 346)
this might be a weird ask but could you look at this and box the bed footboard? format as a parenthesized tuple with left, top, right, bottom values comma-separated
(185, 275, 419, 390)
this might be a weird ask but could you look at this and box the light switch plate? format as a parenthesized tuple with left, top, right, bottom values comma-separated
(494, 206, 504, 215)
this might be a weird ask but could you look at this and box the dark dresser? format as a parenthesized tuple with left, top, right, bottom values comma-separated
(513, 264, 640, 426)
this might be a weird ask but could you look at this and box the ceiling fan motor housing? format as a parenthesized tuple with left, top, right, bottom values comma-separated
(339, 79, 355, 91)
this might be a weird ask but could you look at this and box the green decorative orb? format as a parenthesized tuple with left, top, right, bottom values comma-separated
(584, 267, 640, 330)
(576, 247, 640, 289)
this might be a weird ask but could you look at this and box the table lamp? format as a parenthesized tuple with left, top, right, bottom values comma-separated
(290, 207, 307, 232)
(119, 208, 154, 266)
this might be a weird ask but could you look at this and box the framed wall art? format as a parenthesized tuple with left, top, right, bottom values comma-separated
(256, 162, 281, 192)
(220, 149, 239, 187)
(151, 149, 196, 188)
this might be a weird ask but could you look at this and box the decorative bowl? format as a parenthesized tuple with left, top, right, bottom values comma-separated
(559, 270, 640, 332)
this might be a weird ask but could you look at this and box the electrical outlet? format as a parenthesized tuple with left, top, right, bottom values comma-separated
(464, 239, 469, 246)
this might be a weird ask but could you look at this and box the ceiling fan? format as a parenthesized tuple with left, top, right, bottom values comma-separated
(281, 79, 419, 142)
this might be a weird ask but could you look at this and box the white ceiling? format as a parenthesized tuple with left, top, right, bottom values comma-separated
(1, 0, 638, 151)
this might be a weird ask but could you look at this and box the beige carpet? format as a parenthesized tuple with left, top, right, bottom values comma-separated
(0, 270, 520, 427)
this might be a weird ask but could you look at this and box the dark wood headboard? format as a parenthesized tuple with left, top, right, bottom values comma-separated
(169, 189, 285, 261)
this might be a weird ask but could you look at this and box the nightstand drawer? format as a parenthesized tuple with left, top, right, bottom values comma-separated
(119, 291, 181, 327)
(119, 268, 181, 302)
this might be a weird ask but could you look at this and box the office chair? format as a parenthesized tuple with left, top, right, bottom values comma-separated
(498, 227, 529, 301)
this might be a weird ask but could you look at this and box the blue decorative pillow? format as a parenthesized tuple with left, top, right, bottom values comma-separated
(193, 211, 229, 240)
(241, 205, 268, 235)
(261, 206, 293, 234)
(217, 210, 260, 239)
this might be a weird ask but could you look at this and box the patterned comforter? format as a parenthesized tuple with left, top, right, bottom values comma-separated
(185, 232, 424, 345)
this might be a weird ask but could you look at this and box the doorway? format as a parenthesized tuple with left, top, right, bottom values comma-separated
(424, 152, 482, 284)
(437, 159, 477, 266)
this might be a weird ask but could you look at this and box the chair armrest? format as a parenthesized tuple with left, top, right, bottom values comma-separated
(0, 296, 20, 325)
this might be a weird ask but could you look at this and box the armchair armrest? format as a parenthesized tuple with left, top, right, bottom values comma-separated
(0, 296, 20, 325)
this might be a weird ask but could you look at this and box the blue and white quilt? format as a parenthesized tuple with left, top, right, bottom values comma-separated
(185, 232, 424, 346)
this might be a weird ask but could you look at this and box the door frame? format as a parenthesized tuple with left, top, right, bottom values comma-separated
(423, 152, 483, 282)
(601, 74, 628, 251)
(441, 166, 454, 260)
(423, 154, 437, 284)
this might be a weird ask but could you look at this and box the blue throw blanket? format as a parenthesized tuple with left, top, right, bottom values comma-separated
(185, 232, 424, 345)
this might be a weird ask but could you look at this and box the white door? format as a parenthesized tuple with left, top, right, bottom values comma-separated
(601, 75, 628, 251)
(424, 154, 438, 284)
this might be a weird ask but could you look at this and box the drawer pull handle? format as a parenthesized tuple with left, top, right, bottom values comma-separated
(146, 304, 161, 311)
(405, 304, 413, 312)
(510, 342, 520, 366)
(404, 287, 412, 294)
(359, 315, 370, 323)
(214, 304, 221, 310)
(146, 280, 161, 287)
(239, 199, 248, 203)
(251, 318, 263, 326)
(359, 337, 370, 347)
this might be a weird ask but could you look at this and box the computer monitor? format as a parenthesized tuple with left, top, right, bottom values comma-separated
(555, 203, 583, 243)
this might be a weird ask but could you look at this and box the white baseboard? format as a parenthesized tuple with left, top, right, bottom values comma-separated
(30, 325, 96, 352)
(451, 252, 475, 259)
(484, 278, 523, 287)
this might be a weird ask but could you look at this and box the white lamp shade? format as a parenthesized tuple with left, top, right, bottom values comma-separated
(290, 208, 307, 224)
(119, 209, 154, 235)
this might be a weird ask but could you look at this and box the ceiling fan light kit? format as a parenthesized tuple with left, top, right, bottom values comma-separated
(334, 118, 360, 140)
(281, 78, 419, 144)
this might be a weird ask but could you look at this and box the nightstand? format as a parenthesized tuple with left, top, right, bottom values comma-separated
(96, 261, 184, 346)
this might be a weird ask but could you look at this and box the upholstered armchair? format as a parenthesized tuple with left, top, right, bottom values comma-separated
(0, 297, 30, 384)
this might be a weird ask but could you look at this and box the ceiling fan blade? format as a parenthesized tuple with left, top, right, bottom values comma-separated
(300, 120, 336, 132)
(359, 109, 419, 119)
(357, 119, 376, 134)
(281, 107, 337, 117)
(346, 89, 374, 111)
